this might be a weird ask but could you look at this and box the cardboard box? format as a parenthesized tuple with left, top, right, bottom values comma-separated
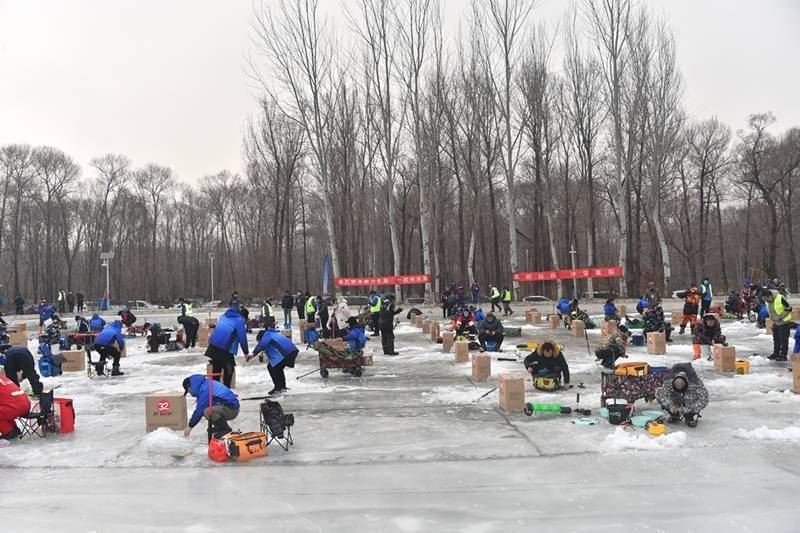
(61, 349, 86, 372)
(422, 320, 431, 334)
(145, 393, 188, 432)
(363, 355, 374, 366)
(793, 308, 800, 321)
(416, 315, 425, 328)
(442, 331, 455, 353)
(765, 318, 773, 336)
(8, 323, 27, 333)
(525, 309, 540, 322)
(548, 315, 560, 329)
(792, 354, 800, 394)
(713, 344, 736, 372)
(325, 338, 348, 351)
(206, 363, 236, 388)
(454, 340, 469, 363)
(499, 373, 525, 412)
(671, 311, 683, 325)
(430, 322, 440, 342)
(571, 320, 585, 337)
(281, 328, 292, 340)
(471, 353, 491, 382)
(205, 318, 217, 327)
(601, 320, 617, 336)
(7, 331, 27, 346)
(528, 312, 542, 325)
(647, 332, 667, 355)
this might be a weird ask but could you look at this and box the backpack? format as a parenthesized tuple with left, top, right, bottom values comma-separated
(305, 328, 319, 345)
(38, 343, 64, 377)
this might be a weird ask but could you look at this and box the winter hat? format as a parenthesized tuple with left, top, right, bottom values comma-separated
(182, 377, 192, 396)
(346, 317, 358, 328)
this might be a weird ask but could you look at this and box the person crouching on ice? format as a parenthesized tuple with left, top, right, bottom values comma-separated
(246, 326, 298, 396)
(692, 313, 726, 361)
(655, 363, 708, 428)
(523, 340, 571, 391)
(183, 374, 240, 441)
(93, 320, 126, 376)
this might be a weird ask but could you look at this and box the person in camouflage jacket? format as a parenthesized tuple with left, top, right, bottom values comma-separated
(655, 363, 709, 427)
(691, 313, 726, 360)
(642, 306, 672, 342)
(594, 326, 630, 369)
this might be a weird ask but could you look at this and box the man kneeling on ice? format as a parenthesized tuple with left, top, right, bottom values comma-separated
(246, 326, 299, 396)
(655, 363, 708, 428)
(183, 374, 240, 440)
(523, 340, 571, 391)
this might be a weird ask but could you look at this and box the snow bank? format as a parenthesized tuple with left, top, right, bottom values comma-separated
(142, 427, 193, 455)
(733, 426, 800, 442)
(600, 427, 687, 452)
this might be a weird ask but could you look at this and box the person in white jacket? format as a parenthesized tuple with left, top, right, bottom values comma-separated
(328, 296, 352, 337)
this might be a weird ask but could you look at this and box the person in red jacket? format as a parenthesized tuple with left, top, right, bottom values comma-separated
(0, 375, 31, 442)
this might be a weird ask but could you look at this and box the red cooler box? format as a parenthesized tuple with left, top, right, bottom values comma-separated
(54, 397, 75, 433)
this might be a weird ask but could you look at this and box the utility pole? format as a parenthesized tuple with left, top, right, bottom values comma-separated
(569, 246, 578, 300)
(100, 251, 114, 311)
(209, 252, 216, 304)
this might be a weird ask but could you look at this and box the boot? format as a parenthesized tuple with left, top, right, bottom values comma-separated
(679, 326, 685, 335)
(685, 413, 698, 428)
(774, 354, 788, 362)
(95, 364, 105, 376)
(111, 365, 124, 376)
(767, 352, 779, 360)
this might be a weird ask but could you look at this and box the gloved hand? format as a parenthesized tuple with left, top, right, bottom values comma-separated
(245, 353, 254, 363)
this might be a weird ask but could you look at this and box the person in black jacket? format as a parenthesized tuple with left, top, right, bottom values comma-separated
(478, 312, 504, 352)
(523, 340, 571, 391)
(378, 296, 403, 356)
(13, 294, 25, 315)
(281, 291, 294, 327)
(3, 347, 44, 396)
(295, 292, 306, 320)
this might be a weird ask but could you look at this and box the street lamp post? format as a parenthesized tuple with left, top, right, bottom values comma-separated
(568, 246, 578, 300)
(100, 251, 114, 310)
(209, 252, 215, 304)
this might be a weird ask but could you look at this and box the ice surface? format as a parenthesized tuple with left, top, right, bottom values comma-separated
(733, 425, 800, 442)
(600, 427, 688, 452)
(0, 303, 798, 532)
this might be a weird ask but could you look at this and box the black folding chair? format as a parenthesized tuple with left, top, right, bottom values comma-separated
(259, 400, 295, 452)
(18, 390, 56, 439)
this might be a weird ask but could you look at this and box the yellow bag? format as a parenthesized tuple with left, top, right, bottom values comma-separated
(533, 376, 560, 392)
(614, 362, 649, 377)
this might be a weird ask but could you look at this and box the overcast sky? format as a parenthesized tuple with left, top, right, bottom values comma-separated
(0, 0, 798, 183)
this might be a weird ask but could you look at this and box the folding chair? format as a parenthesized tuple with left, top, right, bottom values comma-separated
(259, 400, 295, 452)
(18, 390, 56, 439)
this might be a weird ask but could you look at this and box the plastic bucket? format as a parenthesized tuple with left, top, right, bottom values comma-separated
(607, 404, 632, 425)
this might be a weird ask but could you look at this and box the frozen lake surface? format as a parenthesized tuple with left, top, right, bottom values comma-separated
(1, 302, 797, 532)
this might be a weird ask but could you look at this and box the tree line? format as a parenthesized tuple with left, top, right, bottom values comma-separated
(1, 0, 799, 307)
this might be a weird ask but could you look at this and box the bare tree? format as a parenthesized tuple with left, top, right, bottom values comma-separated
(476, 0, 533, 298)
(252, 0, 343, 280)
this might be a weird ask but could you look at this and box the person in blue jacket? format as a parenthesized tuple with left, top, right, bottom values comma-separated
(556, 298, 570, 316)
(182, 374, 240, 440)
(246, 327, 298, 395)
(636, 296, 649, 315)
(93, 320, 125, 376)
(343, 316, 366, 353)
(603, 298, 618, 321)
(90, 313, 106, 332)
(206, 307, 249, 388)
(473, 306, 486, 324)
(38, 300, 56, 328)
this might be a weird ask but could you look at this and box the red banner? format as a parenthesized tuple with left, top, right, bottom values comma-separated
(513, 266, 623, 283)
(334, 273, 432, 287)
